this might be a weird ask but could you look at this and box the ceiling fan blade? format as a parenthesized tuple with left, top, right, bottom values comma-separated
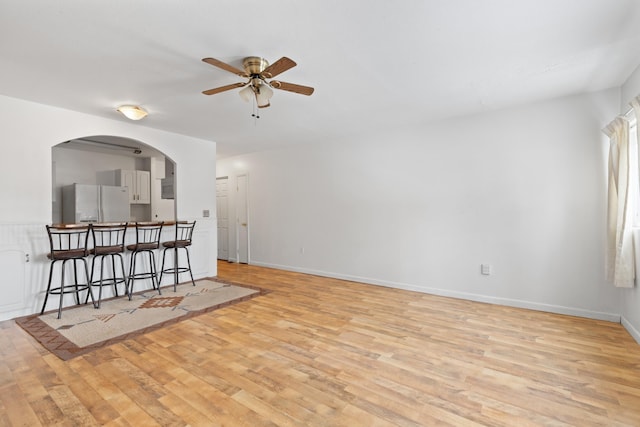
(271, 81, 314, 96)
(261, 57, 297, 78)
(202, 82, 247, 95)
(202, 58, 248, 77)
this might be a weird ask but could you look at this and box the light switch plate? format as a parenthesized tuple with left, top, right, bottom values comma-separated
(203, 209, 210, 217)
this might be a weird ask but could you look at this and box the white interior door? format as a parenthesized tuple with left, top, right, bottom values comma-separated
(216, 177, 229, 260)
(236, 174, 249, 264)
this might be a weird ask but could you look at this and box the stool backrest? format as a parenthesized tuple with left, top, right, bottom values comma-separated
(46, 224, 90, 259)
(90, 222, 128, 253)
(134, 221, 164, 246)
(174, 220, 196, 243)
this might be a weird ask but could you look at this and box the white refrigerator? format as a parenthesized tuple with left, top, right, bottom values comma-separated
(62, 184, 130, 223)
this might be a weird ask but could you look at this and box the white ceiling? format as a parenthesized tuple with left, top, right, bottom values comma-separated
(2, 0, 640, 158)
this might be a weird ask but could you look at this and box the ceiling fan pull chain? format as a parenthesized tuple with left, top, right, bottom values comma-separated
(251, 97, 260, 122)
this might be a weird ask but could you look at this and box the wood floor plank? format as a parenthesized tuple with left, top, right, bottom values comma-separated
(0, 383, 43, 426)
(1, 261, 640, 425)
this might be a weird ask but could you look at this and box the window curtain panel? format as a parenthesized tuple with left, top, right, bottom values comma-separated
(604, 116, 634, 288)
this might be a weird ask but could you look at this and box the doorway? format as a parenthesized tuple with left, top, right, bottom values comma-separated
(216, 177, 229, 260)
(236, 174, 249, 264)
(216, 174, 249, 263)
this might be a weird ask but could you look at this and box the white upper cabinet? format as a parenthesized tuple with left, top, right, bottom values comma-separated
(116, 169, 150, 204)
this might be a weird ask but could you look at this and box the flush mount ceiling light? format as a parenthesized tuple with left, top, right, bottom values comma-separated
(201, 56, 314, 109)
(116, 105, 148, 120)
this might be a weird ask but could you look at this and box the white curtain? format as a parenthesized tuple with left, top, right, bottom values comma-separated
(604, 116, 634, 287)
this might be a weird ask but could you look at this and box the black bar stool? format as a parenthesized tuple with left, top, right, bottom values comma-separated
(87, 222, 128, 308)
(41, 224, 96, 319)
(159, 220, 197, 291)
(126, 221, 163, 299)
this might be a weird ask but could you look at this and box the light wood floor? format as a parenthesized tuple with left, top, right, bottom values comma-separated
(1, 261, 640, 426)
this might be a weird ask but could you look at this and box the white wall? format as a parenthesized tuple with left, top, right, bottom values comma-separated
(218, 89, 621, 322)
(0, 94, 217, 320)
(620, 63, 640, 343)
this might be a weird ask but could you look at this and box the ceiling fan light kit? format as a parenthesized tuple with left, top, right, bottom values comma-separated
(116, 105, 148, 120)
(252, 81, 273, 108)
(201, 56, 314, 111)
(239, 85, 253, 102)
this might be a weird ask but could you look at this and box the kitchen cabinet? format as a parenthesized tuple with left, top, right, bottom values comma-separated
(116, 169, 150, 204)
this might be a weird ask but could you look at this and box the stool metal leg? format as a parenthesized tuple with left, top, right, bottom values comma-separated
(83, 258, 96, 310)
(40, 261, 56, 315)
(109, 254, 118, 297)
(128, 251, 138, 300)
(159, 248, 168, 286)
(98, 256, 106, 308)
(173, 247, 179, 291)
(72, 259, 81, 305)
(149, 250, 161, 294)
(184, 248, 196, 286)
(116, 253, 127, 296)
(57, 259, 68, 319)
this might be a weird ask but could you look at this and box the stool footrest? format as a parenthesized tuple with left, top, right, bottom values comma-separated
(161, 267, 191, 274)
(129, 272, 159, 281)
(89, 277, 127, 286)
(46, 284, 91, 295)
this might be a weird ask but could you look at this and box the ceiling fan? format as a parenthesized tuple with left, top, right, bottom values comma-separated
(201, 56, 314, 108)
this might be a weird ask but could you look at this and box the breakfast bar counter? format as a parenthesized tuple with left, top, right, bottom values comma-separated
(0, 219, 215, 321)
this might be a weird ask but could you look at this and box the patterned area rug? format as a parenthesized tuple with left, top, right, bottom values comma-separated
(16, 279, 266, 360)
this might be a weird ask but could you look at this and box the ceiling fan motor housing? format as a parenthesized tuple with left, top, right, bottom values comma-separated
(243, 57, 269, 75)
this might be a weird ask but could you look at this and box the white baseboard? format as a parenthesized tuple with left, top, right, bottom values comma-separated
(251, 261, 621, 323)
(621, 316, 640, 344)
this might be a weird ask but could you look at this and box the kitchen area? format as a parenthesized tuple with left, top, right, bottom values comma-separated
(42, 135, 208, 309)
(0, 96, 218, 324)
(51, 136, 176, 224)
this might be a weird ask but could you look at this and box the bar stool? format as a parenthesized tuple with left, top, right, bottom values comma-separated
(126, 221, 163, 299)
(41, 224, 96, 319)
(159, 220, 197, 291)
(87, 222, 128, 308)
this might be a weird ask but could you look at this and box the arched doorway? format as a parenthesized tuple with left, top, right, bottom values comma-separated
(51, 135, 176, 224)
